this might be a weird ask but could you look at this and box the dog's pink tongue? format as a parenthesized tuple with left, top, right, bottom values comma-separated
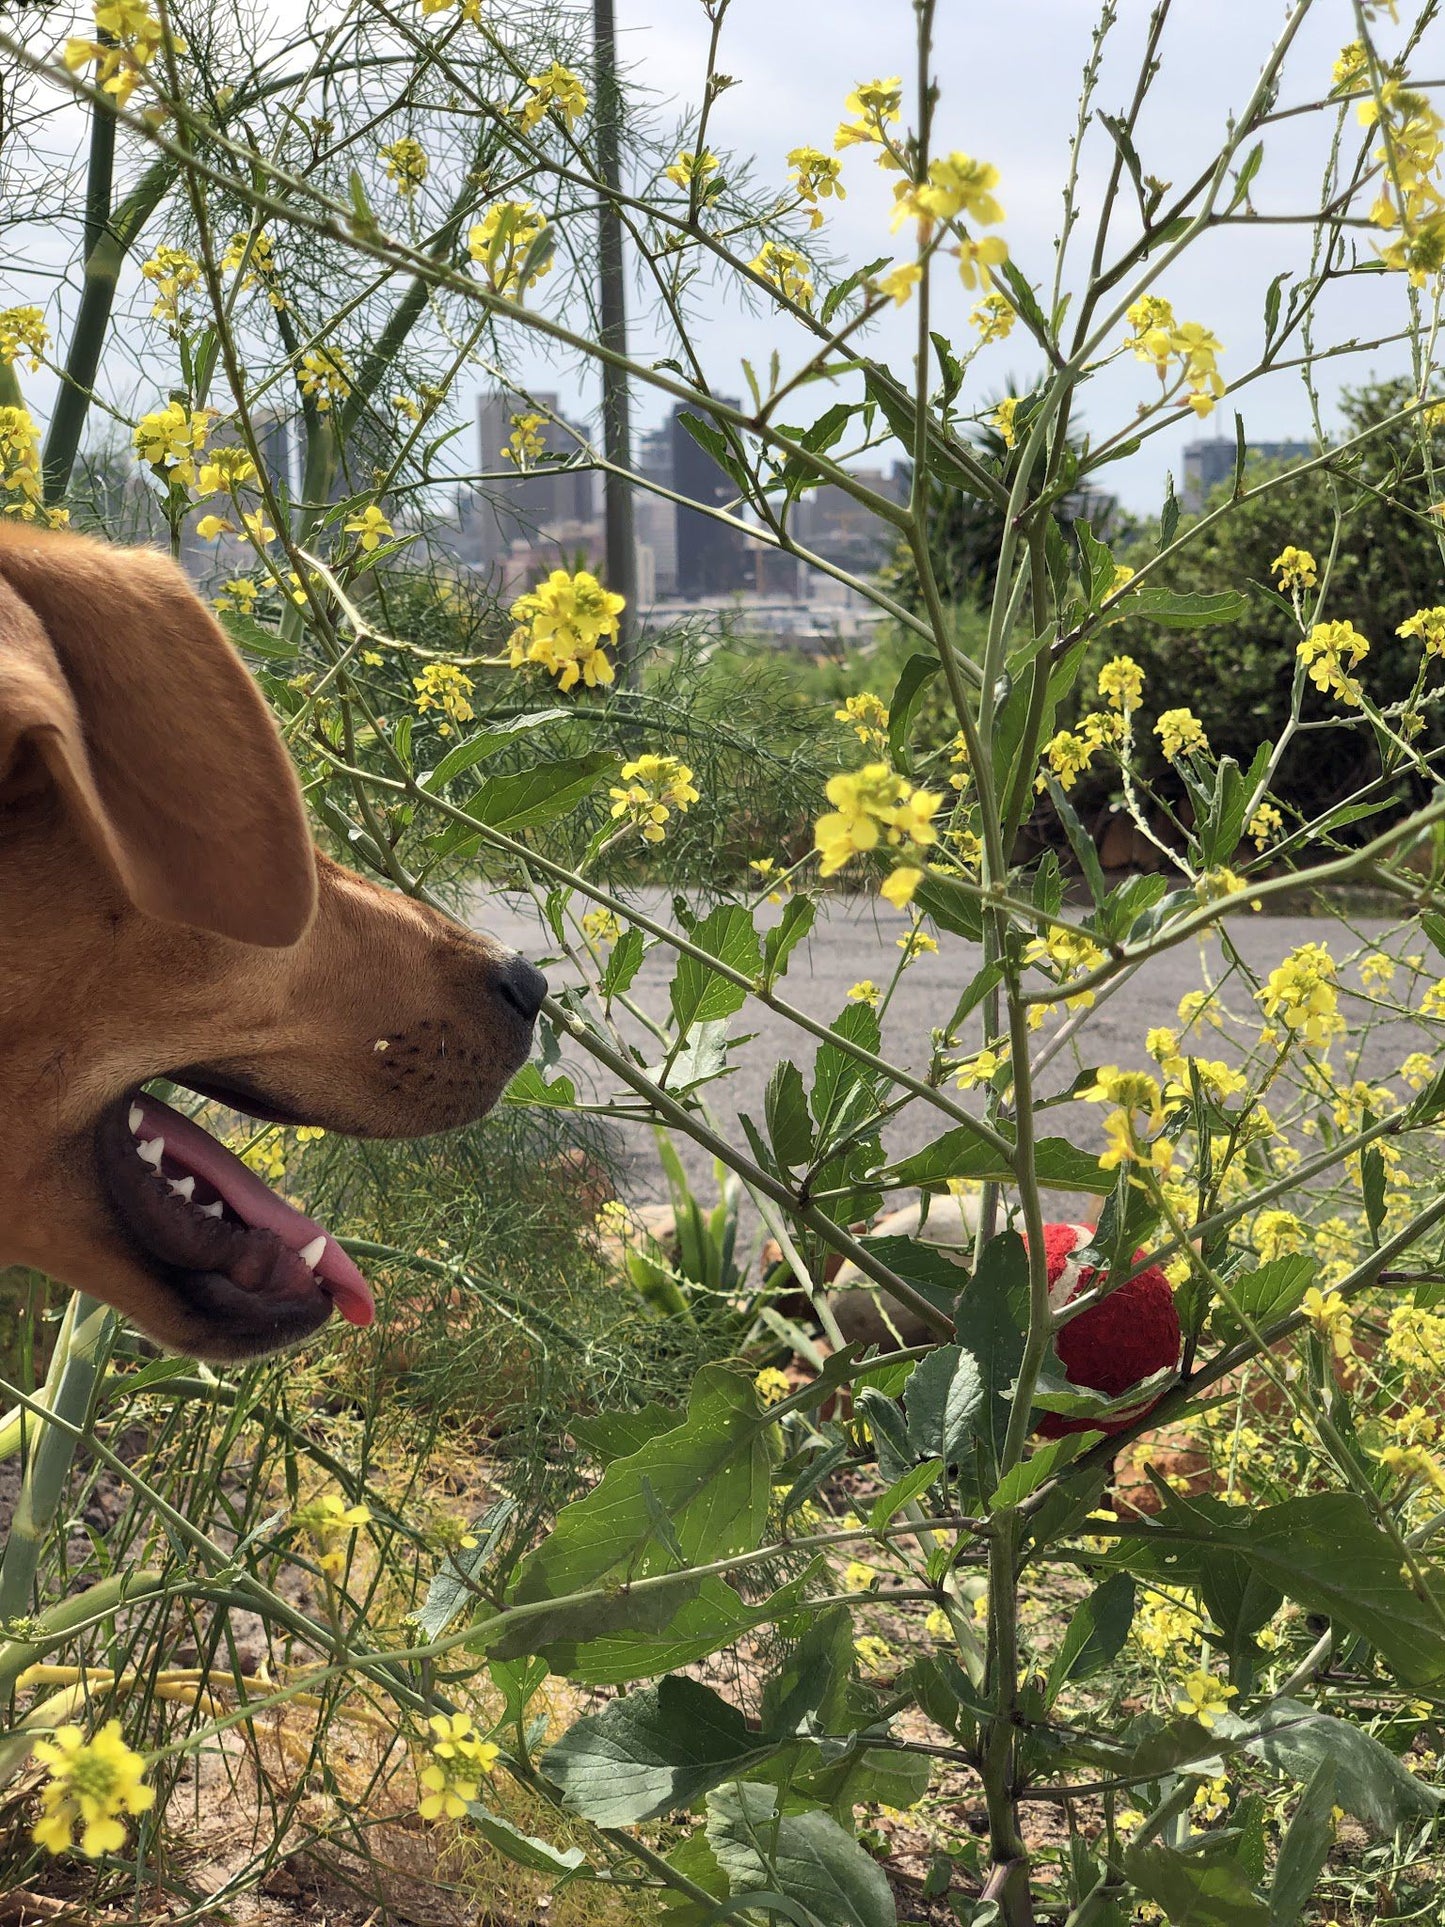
(132, 1094, 374, 1327)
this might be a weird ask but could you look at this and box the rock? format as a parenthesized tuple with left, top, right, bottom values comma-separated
(825, 1193, 977, 1348)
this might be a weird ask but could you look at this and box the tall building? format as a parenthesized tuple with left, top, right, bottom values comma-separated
(669, 400, 750, 597)
(1182, 434, 1313, 511)
(793, 466, 907, 573)
(474, 390, 597, 564)
(634, 421, 678, 599)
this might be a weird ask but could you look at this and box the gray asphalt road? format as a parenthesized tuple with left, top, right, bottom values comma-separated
(469, 887, 1433, 1228)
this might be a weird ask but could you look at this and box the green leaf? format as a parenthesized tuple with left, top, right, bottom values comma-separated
(766, 1059, 814, 1169)
(217, 609, 296, 660)
(602, 927, 645, 1000)
(949, 1232, 1029, 1474)
(411, 1497, 516, 1638)
(869, 1459, 944, 1531)
(501, 1366, 771, 1646)
(1127, 588, 1250, 629)
(764, 897, 815, 984)
(705, 1783, 897, 1927)
(989, 1432, 1095, 1509)
(1268, 1758, 1334, 1927)
(544, 1676, 768, 1824)
(464, 1801, 589, 1876)
(571, 1403, 682, 1467)
(810, 1003, 882, 1139)
(1243, 1697, 1441, 1834)
(1125, 1842, 1268, 1926)
(420, 710, 572, 789)
(887, 652, 941, 773)
(1213, 1255, 1316, 1340)
(1045, 1573, 1134, 1704)
(503, 1062, 578, 1108)
(677, 410, 751, 494)
(670, 905, 763, 1033)
(1129, 1490, 1445, 1685)
(1075, 520, 1117, 606)
(885, 1131, 1112, 1195)
(762, 1605, 856, 1736)
(436, 751, 618, 848)
(528, 1570, 819, 1687)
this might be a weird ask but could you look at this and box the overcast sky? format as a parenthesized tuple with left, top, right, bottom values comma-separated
(10, 2, 1443, 516)
(573, 0, 1444, 513)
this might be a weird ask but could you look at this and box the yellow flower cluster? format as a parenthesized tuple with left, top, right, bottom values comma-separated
(1272, 545, 1318, 593)
(834, 77, 903, 155)
(0, 305, 48, 371)
(1333, 42, 1367, 91)
(1253, 1209, 1306, 1260)
(749, 241, 814, 308)
(420, 0, 482, 24)
(31, 1721, 154, 1859)
(788, 145, 846, 227)
(1257, 941, 1343, 1050)
(813, 763, 941, 908)
(214, 576, 259, 615)
(1248, 802, 1283, 850)
(1083, 1065, 1170, 1175)
(1298, 618, 1369, 705)
(848, 979, 881, 1007)
(380, 137, 429, 194)
(1132, 1584, 1199, 1660)
(665, 149, 721, 192)
(754, 1366, 791, 1407)
(1098, 655, 1144, 711)
(64, 0, 167, 109)
(971, 293, 1015, 341)
(345, 504, 395, 552)
(297, 347, 353, 412)
(1386, 1304, 1445, 1376)
(295, 1490, 372, 1579)
(608, 754, 699, 844)
(221, 229, 285, 309)
(1380, 1442, 1445, 1496)
(1398, 606, 1445, 658)
(502, 412, 547, 466)
(835, 690, 889, 748)
(1125, 295, 1226, 419)
(140, 246, 202, 327)
(1154, 707, 1208, 759)
(418, 1711, 499, 1820)
(0, 405, 43, 517)
(469, 202, 553, 297)
(412, 662, 475, 735)
(508, 567, 623, 691)
(1361, 78, 1445, 284)
(520, 62, 587, 131)
(581, 906, 620, 946)
(1176, 1672, 1238, 1729)
(992, 396, 1019, 448)
(1023, 925, 1106, 1011)
(1301, 1284, 1353, 1359)
(133, 401, 210, 487)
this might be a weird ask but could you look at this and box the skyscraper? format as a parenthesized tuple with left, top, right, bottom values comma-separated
(669, 401, 749, 597)
(475, 390, 596, 563)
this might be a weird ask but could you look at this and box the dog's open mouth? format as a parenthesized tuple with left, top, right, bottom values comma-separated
(96, 1089, 375, 1340)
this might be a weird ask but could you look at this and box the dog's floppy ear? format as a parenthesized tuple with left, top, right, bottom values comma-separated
(0, 530, 316, 946)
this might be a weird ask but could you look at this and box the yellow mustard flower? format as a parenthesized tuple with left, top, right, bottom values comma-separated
(664, 149, 721, 192)
(345, 503, 395, 552)
(877, 261, 922, 306)
(992, 395, 1019, 449)
(1154, 707, 1208, 759)
(749, 240, 814, 308)
(468, 202, 552, 296)
(1272, 545, 1318, 592)
(412, 662, 475, 736)
(788, 145, 846, 227)
(1257, 941, 1343, 1050)
(847, 980, 881, 1007)
(1248, 802, 1284, 850)
(139, 245, 201, 327)
(1398, 606, 1445, 658)
(1301, 1285, 1353, 1359)
(418, 1711, 499, 1820)
(1098, 655, 1144, 711)
(520, 61, 587, 131)
(1175, 1671, 1238, 1729)
(970, 292, 1015, 341)
(834, 77, 903, 155)
(754, 1367, 791, 1407)
(380, 137, 429, 194)
(509, 567, 623, 691)
(0, 305, 49, 370)
(1298, 619, 1369, 705)
(133, 401, 210, 487)
(813, 762, 941, 909)
(501, 412, 547, 465)
(608, 754, 699, 844)
(0, 405, 43, 515)
(31, 1721, 154, 1859)
(296, 347, 352, 411)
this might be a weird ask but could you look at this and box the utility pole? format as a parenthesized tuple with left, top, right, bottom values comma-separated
(594, 0, 638, 679)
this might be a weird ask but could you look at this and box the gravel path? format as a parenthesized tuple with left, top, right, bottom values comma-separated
(469, 887, 1433, 1227)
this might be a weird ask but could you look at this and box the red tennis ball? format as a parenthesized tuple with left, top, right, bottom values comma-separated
(1032, 1222, 1180, 1439)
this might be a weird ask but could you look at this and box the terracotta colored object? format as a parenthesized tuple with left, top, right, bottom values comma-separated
(1033, 1222, 1181, 1439)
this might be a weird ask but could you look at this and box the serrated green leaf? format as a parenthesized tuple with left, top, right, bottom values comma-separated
(670, 905, 762, 1032)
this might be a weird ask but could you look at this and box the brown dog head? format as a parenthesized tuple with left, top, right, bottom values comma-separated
(0, 524, 546, 1361)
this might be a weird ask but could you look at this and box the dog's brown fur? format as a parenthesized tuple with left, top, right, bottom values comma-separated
(0, 523, 542, 1360)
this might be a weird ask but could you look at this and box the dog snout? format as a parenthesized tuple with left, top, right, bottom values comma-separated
(493, 954, 549, 1025)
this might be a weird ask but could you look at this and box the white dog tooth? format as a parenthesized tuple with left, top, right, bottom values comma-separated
(197, 1200, 223, 1219)
(298, 1235, 326, 1271)
(168, 1176, 195, 1203)
(137, 1137, 165, 1170)
(128, 1104, 144, 1135)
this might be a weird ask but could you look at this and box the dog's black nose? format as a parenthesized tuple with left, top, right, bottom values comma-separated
(494, 955, 548, 1023)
